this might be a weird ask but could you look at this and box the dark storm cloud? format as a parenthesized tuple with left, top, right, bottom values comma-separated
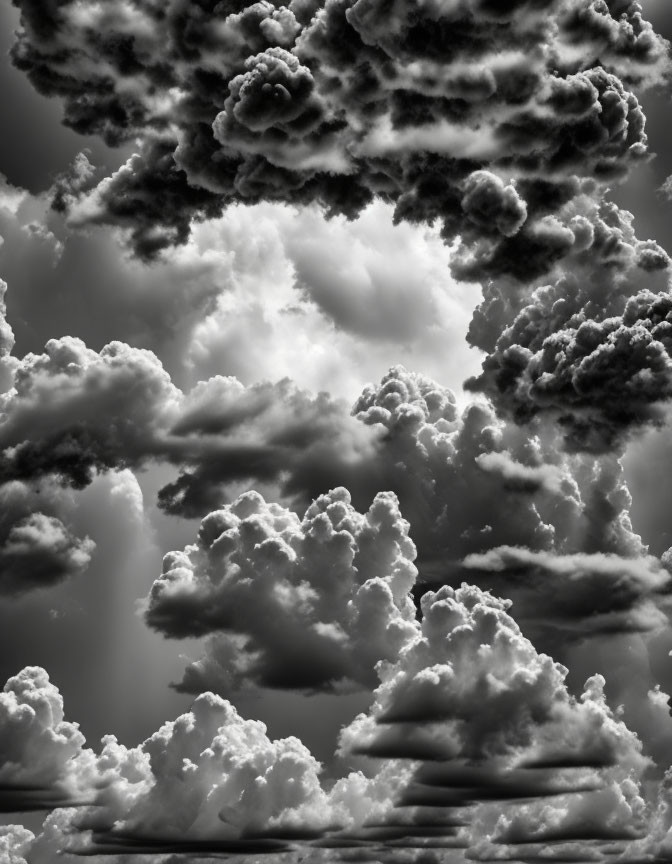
(466, 197, 672, 452)
(6, 0, 665, 262)
(9, 0, 672, 448)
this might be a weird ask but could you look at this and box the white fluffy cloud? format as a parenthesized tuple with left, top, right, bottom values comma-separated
(339, 584, 648, 776)
(0, 667, 408, 858)
(0, 667, 92, 808)
(145, 486, 419, 693)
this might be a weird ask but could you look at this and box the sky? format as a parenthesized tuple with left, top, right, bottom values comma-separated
(2, 1, 672, 863)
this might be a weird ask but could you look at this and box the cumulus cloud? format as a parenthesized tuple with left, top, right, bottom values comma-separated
(0, 667, 92, 810)
(0, 596, 668, 863)
(144, 486, 418, 693)
(340, 584, 647, 771)
(2, 343, 662, 651)
(467, 196, 672, 451)
(338, 583, 657, 860)
(0, 825, 34, 864)
(5, 5, 672, 864)
(0, 667, 409, 859)
(0, 280, 17, 394)
(0, 333, 381, 514)
(0, 337, 181, 488)
(156, 374, 382, 517)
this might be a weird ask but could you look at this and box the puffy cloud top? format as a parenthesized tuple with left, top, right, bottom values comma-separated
(340, 583, 647, 773)
(145, 486, 419, 692)
(8, 0, 666, 265)
(0, 667, 90, 806)
(120, 691, 333, 839)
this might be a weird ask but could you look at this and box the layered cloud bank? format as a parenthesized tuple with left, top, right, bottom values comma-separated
(2, 320, 672, 643)
(2, 583, 671, 862)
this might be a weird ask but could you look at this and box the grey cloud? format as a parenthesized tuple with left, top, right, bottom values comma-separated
(462, 546, 671, 642)
(6, 0, 664, 271)
(0, 668, 412, 859)
(0, 667, 93, 811)
(467, 199, 672, 451)
(0, 510, 94, 598)
(339, 584, 647, 773)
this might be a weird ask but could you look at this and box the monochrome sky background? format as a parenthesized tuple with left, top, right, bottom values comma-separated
(3, 2, 672, 863)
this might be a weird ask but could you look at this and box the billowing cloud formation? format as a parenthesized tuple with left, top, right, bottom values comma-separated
(468, 198, 672, 451)
(0, 280, 17, 393)
(340, 584, 647, 771)
(10, 0, 672, 449)
(0, 336, 181, 488)
(104, 692, 335, 844)
(1, 616, 669, 863)
(463, 545, 671, 643)
(0, 334, 379, 513)
(0, 825, 33, 864)
(3, 342, 666, 646)
(0, 666, 408, 857)
(156, 374, 381, 517)
(8, 0, 665, 263)
(0, 667, 92, 810)
(145, 486, 418, 693)
(337, 583, 664, 862)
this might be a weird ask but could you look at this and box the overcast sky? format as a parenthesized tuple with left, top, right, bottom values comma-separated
(2, 2, 672, 864)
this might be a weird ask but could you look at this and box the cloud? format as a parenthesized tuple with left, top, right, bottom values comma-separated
(337, 582, 656, 861)
(7, 0, 665, 264)
(144, 486, 419, 693)
(339, 584, 648, 776)
(1, 341, 659, 648)
(0, 331, 381, 514)
(0, 510, 94, 598)
(0, 825, 33, 864)
(93, 692, 335, 847)
(462, 545, 671, 642)
(0, 170, 481, 406)
(0, 667, 410, 859)
(156, 375, 382, 517)
(466, 197, 672, 452)
(0, 280, 17, 393)
(0, 337, 181, 488)
(9, 0, 672, 454)
(0, 480, 94, 597)
(0, 667, 93, 810)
